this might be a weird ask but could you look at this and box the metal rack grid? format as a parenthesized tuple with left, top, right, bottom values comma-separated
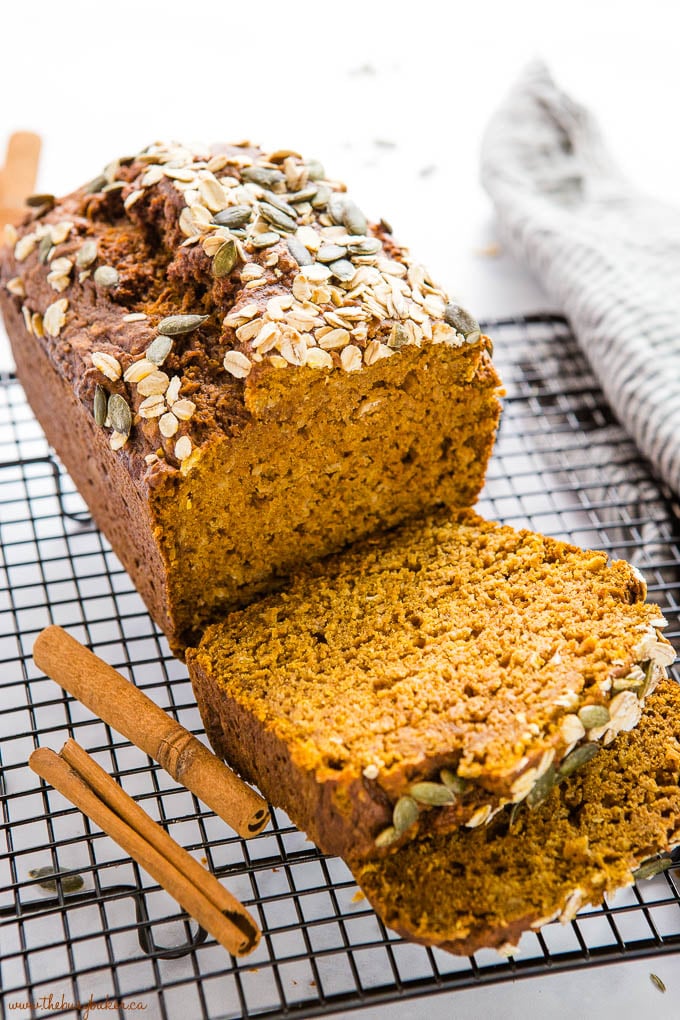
(1, 314, 679, 1020)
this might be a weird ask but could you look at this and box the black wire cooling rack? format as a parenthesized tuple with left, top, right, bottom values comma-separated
(1, 314, 680, 1020)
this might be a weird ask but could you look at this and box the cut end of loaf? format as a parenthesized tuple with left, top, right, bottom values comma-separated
(0, 140, 502, 654)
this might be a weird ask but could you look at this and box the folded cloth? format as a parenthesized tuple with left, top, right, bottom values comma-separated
(481, 62, 680, 498)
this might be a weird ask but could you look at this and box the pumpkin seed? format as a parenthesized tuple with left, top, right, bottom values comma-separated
(107, 393, 132, 435)
(393, 795, 419, 834)
(28, 866, 84, 894)
(250, 231, 280, 249)
(146, 335, 174, 365)
(317, 244, 348, 263)
(558, 741, 600, 777)
(388, 323, 409, 349)
(260, 190, 298, 219)
(288, 185, 318, 204)
(26, 193, 55, 210)
(374, 825, 399, 848)
(213, 205, 253, 229)
(328, 195, 347, 225)
(347, 237, 382, 256)
(93, 265, 119, 288)
(259, 202, 297, 233)
(38, 235, 53, 264)
(440, 768, 469, 795)
(241, 166, 285, 188)
(157, 314, 208, 336)
(329, 258, 355, 282)
(526, 765, 557, 809)
(306, 159, 325, 181)
(650, 974, 666, 993)
(633, 854, 674, 881)
(409, 781, 455, 806)
(638, 659, 656, 699)
(343, 201, 368, 236)
(93, 384, 107, 426)
(76, 239, 98, 269)
(286, 237, 314, 267)
(443, 303, 481, 343)
(578, 704, 610, 729)
(213, 240, 240, 277)
(311, 184, 332, 209)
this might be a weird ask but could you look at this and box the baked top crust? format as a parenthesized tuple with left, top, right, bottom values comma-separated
(1, 141, 490, 486)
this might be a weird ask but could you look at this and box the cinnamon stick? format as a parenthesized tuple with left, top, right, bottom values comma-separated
(0, 131, 41, 225)
(29, 743, 260, 957)
(33, 626, 269, 838)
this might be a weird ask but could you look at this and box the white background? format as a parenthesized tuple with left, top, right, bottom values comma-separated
(1, 1, 680, 1016)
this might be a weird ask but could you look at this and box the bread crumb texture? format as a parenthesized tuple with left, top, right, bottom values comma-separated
(352, 678, 680, 955)
(188, 509, 674, 859)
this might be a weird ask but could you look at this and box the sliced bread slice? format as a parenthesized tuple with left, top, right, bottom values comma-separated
(187, 509, 674, 860)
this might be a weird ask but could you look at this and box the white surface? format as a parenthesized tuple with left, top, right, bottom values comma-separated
(1, 1, 680, 1016)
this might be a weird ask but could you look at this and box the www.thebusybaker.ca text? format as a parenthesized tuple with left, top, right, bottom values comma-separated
(7, 993, 147, 1017)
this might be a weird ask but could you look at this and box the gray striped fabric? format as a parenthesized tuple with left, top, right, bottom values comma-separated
(481, 63, 680, 497)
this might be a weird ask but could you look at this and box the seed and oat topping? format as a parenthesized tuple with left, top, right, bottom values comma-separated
(7, 140, 484, 464)
(370, 635, 674, 849)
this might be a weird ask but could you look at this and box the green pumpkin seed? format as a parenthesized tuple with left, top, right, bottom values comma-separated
(107, 393, 132, 435)
(440, 768, 469, 795)
(306, 159, 325, 181)
(29, 865, 84, 894)
(288, 185, 318, 204)
(311, 184, 332, 209)
(650, 974, 666, 993)
(93, 384, 107, 426)
(260, 190, 298, 219)
(343, 201, 368, 236)
(250, 231, 280, 249)
(146, 335, 174, 365)
(329, 258, 355, 282)
(213, 205, 253, 229)
(157, 314, 208, 336)
(444, 303, 481, 343)
(213, 240, 240, 278)
(347, 237, 382, 255)
(259, 202, 297, 234)
(38, 235, 53, 264)
(286, 237, 314, 267)
(578, 704, 610, 729)
(317, 244, 347, 263)
(526, 765, 557, 809)
(242, 166, 285, 188)
(374, 825, 399, 848)
(76, 239, 98, 269)
(558, 741, 600, 777)
(638, 659, 656, 699)
(393, 795, 419, 834)
(409, 781, 455, 806)
(633, 854, 675, 881)
(26, 193, 55, 210)
(388, 324, 409, 349)
(328, 195, 347, 225)
(94, 265, 119, 288)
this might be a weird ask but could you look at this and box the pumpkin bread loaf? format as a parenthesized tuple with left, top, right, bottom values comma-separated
(352, 676, 680, 956)
(186, 509, 675, 861)
(0, 142, 501, 654)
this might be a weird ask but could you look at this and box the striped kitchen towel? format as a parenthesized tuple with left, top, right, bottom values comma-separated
(481, 62, 680, 498)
